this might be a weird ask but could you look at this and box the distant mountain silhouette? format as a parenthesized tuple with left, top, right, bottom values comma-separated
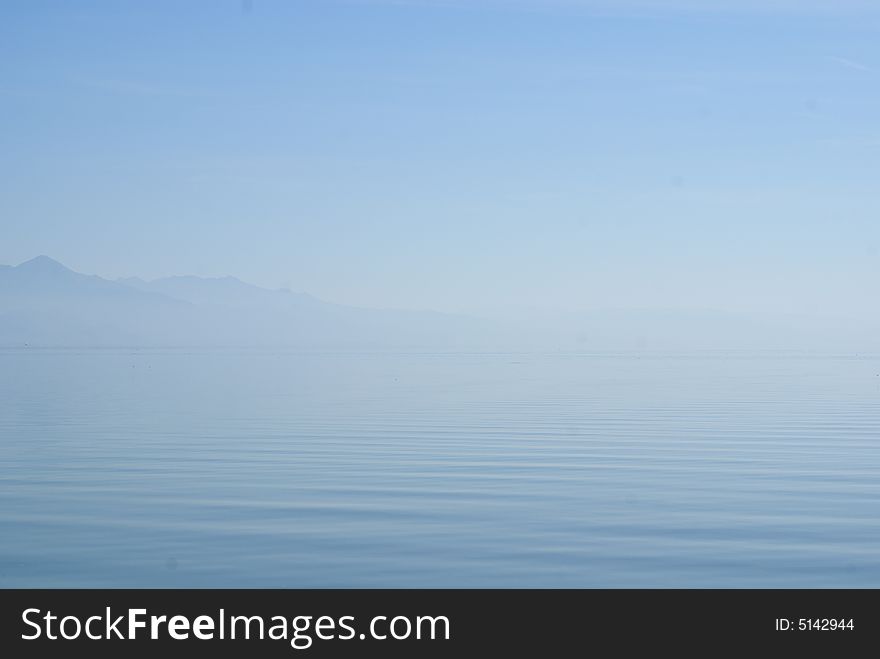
(4, 256, 169, 298)
(1, 257, 876, 350)
(0, 257, 190, 345)
(118, 274, 320, 309)
(0, 256, 495, 348)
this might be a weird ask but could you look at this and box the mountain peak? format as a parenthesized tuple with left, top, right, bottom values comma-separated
(17, 255, 71, 273)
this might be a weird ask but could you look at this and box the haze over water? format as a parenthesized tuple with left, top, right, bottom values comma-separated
(2, 348, 878, 587)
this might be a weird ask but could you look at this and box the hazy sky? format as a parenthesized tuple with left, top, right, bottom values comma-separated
(2, 0, 878, 318)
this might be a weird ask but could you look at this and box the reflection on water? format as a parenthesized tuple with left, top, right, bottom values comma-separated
(1, 349, 878, 587)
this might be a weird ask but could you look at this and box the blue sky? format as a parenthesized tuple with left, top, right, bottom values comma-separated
(1, 0, 878, 319)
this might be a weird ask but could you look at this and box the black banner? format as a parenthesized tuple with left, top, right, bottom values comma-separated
(0, 589, 876, 656)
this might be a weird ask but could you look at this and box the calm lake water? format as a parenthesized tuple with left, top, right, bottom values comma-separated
(1, 349, 878, 587)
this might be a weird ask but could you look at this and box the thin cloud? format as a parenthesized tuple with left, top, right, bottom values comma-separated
(827, 56, 872, 73)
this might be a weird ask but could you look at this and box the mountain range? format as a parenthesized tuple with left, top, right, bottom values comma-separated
(1, 256, 876, 351)
(0, 256, 496, 349)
